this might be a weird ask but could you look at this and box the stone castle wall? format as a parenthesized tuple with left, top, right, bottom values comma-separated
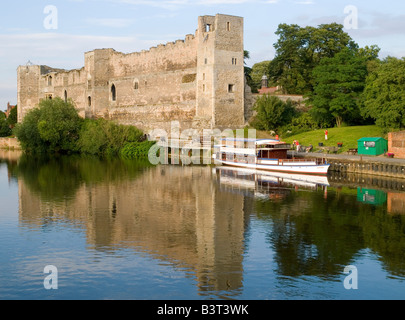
(17, 14, 249, 133)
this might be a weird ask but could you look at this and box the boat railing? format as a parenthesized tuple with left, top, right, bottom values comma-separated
(280, 158, 327, 165)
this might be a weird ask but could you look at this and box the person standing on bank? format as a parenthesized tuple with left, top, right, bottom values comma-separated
(325, 130, 328, 141)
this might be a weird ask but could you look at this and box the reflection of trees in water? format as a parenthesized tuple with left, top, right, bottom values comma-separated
(7, 154, 405, 287)
(12, 154, 151, 203)
(255, 188, 405, 278)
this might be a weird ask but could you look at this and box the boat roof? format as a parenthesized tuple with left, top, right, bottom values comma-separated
(220, 138, 289, 145)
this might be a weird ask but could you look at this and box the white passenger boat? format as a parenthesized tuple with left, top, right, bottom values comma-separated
(214, 138, 330, 175)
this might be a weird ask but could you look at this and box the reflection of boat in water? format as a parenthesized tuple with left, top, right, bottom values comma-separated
(214, 139, 330, 175)
(215, 166, 330, 199)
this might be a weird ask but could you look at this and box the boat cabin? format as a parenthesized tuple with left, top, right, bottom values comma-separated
(216, 139, 291, 163)
(256, 140, 291, 160)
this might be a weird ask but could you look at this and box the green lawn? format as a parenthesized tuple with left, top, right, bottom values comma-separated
(279, 125, 386, 153)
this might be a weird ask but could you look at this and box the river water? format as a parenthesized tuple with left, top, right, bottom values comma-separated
(0, 150, 404, 300)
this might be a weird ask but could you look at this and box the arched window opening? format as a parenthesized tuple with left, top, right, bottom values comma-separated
(64, 90, 67, 103)
(134, 82, 139, 90)
(88, 96, 92, 107)
(48, 76, 53, 86)
(111, 84, 116, 101)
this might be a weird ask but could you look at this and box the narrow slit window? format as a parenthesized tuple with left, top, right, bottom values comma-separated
(111, 84, 116, 101)
(134, 82, 139, 90)
(227, 22, 231, 31)
(88, 96, 92, 107)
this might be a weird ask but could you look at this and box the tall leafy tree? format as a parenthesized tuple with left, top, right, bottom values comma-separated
(360, 57, 405, 130)
(251, 95, 296, 132)
(309, 48, 369, 127)
(269, 23, 358, 95)
(14, 98, 83, 153)
(250, 61, 272, 91)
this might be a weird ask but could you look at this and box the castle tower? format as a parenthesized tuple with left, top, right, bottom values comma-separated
(196, 14, 245, 129)
(17, 63, 42, 123)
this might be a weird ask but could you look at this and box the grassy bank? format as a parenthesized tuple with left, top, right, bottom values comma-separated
(280, 125, 386, 153)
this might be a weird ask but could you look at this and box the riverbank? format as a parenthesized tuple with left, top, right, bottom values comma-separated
(0, 137, 21, 150)
(291, 151, 405, 179)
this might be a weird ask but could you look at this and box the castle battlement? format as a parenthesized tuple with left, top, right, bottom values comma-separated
(17, 14, 248, 131)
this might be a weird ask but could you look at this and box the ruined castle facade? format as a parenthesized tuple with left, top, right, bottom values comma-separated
(17, 14, 251, 131)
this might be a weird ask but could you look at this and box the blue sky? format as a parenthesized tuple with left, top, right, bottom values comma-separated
(1, 0, 405, 109)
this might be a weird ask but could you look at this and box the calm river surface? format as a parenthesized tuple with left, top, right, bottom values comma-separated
(0, 150, 404, 300)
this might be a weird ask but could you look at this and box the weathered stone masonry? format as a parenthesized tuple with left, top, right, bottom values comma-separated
(17, 14, 250, 132)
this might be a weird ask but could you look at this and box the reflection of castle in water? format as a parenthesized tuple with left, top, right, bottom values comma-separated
(17, 165, 251, 297)
(14, 156, 405, 295)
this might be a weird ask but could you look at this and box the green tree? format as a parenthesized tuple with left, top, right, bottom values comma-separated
(250, 61, 272, 91)
(14, 98, 82, 153)
(77, 118, 144, 156)
(0, 119, 11, 137)
(7, 106, 17, 128)
(251, 95, 296, 132)
(360, 57, 405, 130)
(309, 47, 369, 127)
(269, 23, 358, 95)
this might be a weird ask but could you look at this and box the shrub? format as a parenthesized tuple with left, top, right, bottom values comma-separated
(14, 98, 82, 154)
(0, 119, 12, 137)
(251, 95, 296, 132)
(77, 118, 145, 156)
(14, 97, 145, 156)
(76, 119, 108, 155)
(120, 141, 156, 159)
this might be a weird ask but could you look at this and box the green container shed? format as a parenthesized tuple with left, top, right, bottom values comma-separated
(358, 137, 388, 156)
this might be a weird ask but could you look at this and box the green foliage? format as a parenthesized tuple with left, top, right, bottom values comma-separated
(14, 98, 82, 154)
(13, 108, 44, 152)
(360, 57, 405, 130)
(7, 106, 17, 127)
(14, 98, 144, 156)
(77, 118, 144, 156)
(120, 141, 156, 159)
(250, 61, 272, 92)
(269, 23, 358, 95)
(309, 48, 369, 127)
(0, 119, 11, 137)
(280, 112, 319, 137)
(251, 95, 296, 132)
(76, 119, 108, 155)
(282, 125, 385, 153)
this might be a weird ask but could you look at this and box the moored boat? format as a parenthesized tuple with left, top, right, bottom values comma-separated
(214, 138, 330, 175)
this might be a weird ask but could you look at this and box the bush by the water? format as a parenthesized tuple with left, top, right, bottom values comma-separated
(120, 141, 157, 159)
(14, 98, 82, 153)
(14, 98, 147, 157)
(77, 118, 144, 156)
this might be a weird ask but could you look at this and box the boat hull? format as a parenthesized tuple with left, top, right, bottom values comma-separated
(215, 159, 330, 175)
